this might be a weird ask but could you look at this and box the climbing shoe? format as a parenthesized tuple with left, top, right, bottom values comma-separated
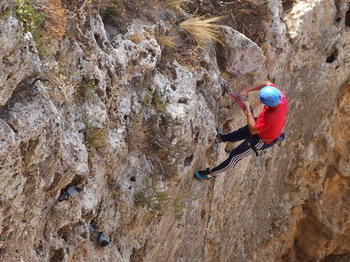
(194, 168, 211, 180)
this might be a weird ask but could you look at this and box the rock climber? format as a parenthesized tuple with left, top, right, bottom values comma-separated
(194, 80, 288, 180)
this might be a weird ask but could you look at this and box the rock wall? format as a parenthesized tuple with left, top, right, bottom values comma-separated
(0, 0, 350, 262)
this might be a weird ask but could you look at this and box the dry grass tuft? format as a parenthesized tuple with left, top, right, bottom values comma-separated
(36, 0, 66, 41)
(179, 16, 224, 47)
(155, 34, 178, 49)
(163, 0, 189, 9)
(126, 120, 153, 153)
(127, 33, 143, 44)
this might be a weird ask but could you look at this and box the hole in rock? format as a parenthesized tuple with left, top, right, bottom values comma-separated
(49, 247, 64, 262)
(196, 80, 204, 88)
(321, 253, 350, 262)
(201, 209, 206, 219)
(346, 6, 350, 27)
(184, 154, 194, 166)
(130, 246, 146, 262)
(57, 225, 71, 242)
(94, 34, 103, 49)
(326, 49, 338, 63)
(178, 97, 188, 104)
(70, 174, 85, 185)
(282, 0, 296, 13)
(57, 174, 85, 202)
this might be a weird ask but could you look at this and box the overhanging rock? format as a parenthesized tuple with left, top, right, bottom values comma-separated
(220, 26, 266, 78)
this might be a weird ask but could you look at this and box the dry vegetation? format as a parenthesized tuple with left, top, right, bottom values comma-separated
(14, 0, 66, 44)
(162, 0, 189, 8)
(12, 0, 268, 79)
(179, 16, 224, 47)
(13, 0, 268, 50)
(37, 0, 66, 41)
(180, 0, 269, 45)
(126, 120, 154, 153)
(154, 34, 179, 49)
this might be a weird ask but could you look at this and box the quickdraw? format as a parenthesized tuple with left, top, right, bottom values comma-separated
(221, 78, 254, 115)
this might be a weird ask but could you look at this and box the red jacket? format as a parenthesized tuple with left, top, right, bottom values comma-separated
(255, 86, 288, 141)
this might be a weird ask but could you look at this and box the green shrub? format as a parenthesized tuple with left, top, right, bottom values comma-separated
(80, 79, 98, 94)
(14, 0, 46, 43)
(134, 177, 191, 216)
(135, 177, 169, 216)
(83, 117, 106, 152)
(144, 86, 169, 112)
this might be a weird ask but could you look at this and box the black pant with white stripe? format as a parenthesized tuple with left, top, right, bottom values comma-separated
(212, 125, 275, 175)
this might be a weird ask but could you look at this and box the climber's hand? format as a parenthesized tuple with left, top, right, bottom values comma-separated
(243, 101, 251, 115)
(239, 89, 249, 97)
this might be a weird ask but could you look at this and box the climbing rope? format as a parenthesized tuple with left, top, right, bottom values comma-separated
(221, 79, 255, 115)
(200, 78, 251, 259)
(200, 79, 223, 259)
(199, 49, 253, 259)
(200, 171, 217, 259)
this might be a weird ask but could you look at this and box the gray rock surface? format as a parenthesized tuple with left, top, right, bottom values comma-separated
(0, 15, 41, 106)
(0, 0, 350, 261)
(220, 26, 266, 78)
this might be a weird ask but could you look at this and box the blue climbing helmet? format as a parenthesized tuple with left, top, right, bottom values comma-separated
(258, 86, 281, 107)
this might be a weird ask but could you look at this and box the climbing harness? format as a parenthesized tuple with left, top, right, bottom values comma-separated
(247, 136, 260, 157)
(276, 132, 286, 146)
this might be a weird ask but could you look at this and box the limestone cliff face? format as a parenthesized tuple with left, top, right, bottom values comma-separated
(0, 0, 350, 261)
